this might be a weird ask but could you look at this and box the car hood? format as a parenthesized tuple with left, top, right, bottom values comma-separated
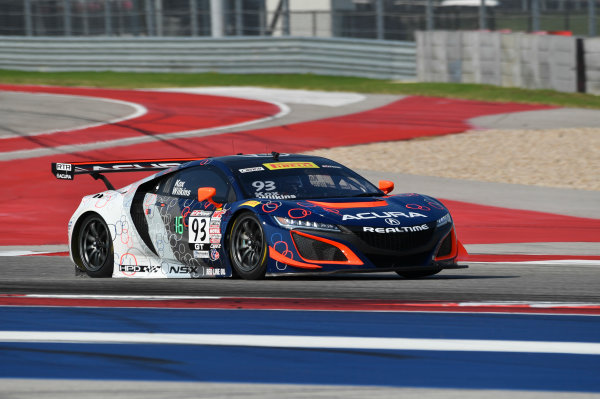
(257, 193, 450, 227)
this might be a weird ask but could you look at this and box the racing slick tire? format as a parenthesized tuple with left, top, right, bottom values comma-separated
(396, 269, 441, 279)
(78, 214, 114, 278)
(229, 212, 268, 280)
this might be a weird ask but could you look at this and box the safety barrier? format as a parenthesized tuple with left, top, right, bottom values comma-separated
(0, 36, 416, 80)
(417, 30, 600, 95)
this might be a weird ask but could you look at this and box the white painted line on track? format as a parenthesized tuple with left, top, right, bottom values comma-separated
(0, 331, 599, 355)
(0, 92, 147, 139)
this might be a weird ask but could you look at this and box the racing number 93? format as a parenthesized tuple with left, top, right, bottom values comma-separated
(189, 216, 210, 244)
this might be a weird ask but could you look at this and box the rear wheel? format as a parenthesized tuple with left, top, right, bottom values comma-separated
(396, 269, 441, 279)
(229, 213, 268, 280)
(78, 214, 114, 277)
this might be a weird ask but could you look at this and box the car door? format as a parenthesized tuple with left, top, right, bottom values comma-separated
(155, 165, 235, 274)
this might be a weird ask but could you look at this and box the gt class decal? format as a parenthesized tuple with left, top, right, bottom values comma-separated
(342, 211, 427, 220)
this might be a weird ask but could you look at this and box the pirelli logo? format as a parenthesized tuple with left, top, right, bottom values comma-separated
(263, 161, 319, 170)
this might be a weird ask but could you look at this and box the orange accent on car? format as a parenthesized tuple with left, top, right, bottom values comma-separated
(435, 227, 460, 261)
(457, 240, 468, 260)
(307, 200, 388, 209)
(378, 180, 394, 194)
(268, 247, 323, 269)
(290, 230, 363, 265)
(197, 187, 222, 209)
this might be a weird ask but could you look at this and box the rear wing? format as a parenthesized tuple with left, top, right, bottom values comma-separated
(51, 158, 205, 190)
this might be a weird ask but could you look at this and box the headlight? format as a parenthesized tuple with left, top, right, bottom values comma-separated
(436, 213, 452, 227)
(273, 216, 340, 232)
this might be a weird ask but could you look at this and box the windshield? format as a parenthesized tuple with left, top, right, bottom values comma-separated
(233, 161, 382, 200)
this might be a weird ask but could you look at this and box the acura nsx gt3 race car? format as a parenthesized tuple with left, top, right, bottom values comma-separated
(51, 153, 467, 279)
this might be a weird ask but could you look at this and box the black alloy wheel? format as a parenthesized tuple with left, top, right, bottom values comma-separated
(78, 214, 114, 277)
(229, 213, 267, 280)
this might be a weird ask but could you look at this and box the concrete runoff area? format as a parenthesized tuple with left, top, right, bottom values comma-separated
(469, 108, 600, 130)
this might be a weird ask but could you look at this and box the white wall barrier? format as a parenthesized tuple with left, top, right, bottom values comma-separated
(416, 31, 600, 94)
(585, 38, 600, 95)
(0, 36, 416, 81)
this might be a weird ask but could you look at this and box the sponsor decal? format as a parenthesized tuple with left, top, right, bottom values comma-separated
(342, 212, 426, 221)
(169, 266, 200, 274)
(191, 210, 212, 217)
(239, 167, 265, 173)
(212, 210, 227, 218)
(206, 267, 226, 276)
(210, 210, 225, 226)
(56, 163, 72, 171)
(172, 179, 191, 196)
(210, 243, 222, 249)
(210, 248, 220, 261)
(119, 265, 161, 273)
(55, 173, 73, 180)
(209, 226, 221, 234)
(363, 224, 429, 233)
(209, 235, 221, 244)
(193, 250, 210, 258)
(90, 163, 182, 172)
(321, 164, 342, 169)
(263, 161, 319, 170)
(241, 200, 261, 207)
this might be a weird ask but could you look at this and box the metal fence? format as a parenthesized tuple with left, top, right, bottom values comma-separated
(1, 0, 598, 40)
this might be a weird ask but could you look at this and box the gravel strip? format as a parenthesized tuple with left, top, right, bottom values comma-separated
(305, 128, 600, 191)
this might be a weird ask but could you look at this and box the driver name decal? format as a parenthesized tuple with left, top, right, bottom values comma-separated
(172, 179, 191, 196)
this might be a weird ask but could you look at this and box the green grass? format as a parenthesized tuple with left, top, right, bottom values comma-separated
(2, 69, 600, 109)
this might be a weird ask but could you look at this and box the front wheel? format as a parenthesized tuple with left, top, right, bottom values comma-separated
(78, 214, 114, 277)
(229, 213, 268, 280)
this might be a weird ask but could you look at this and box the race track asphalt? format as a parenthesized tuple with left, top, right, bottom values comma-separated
(1, 86, 599, 398)
(1, 256, 599, 303)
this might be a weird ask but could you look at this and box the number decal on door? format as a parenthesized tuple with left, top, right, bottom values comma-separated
(189, 216, 210, 244)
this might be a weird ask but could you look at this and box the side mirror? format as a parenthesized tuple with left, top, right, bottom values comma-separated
(378, 180, 394, 195)
(197, 187, 222, 208)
